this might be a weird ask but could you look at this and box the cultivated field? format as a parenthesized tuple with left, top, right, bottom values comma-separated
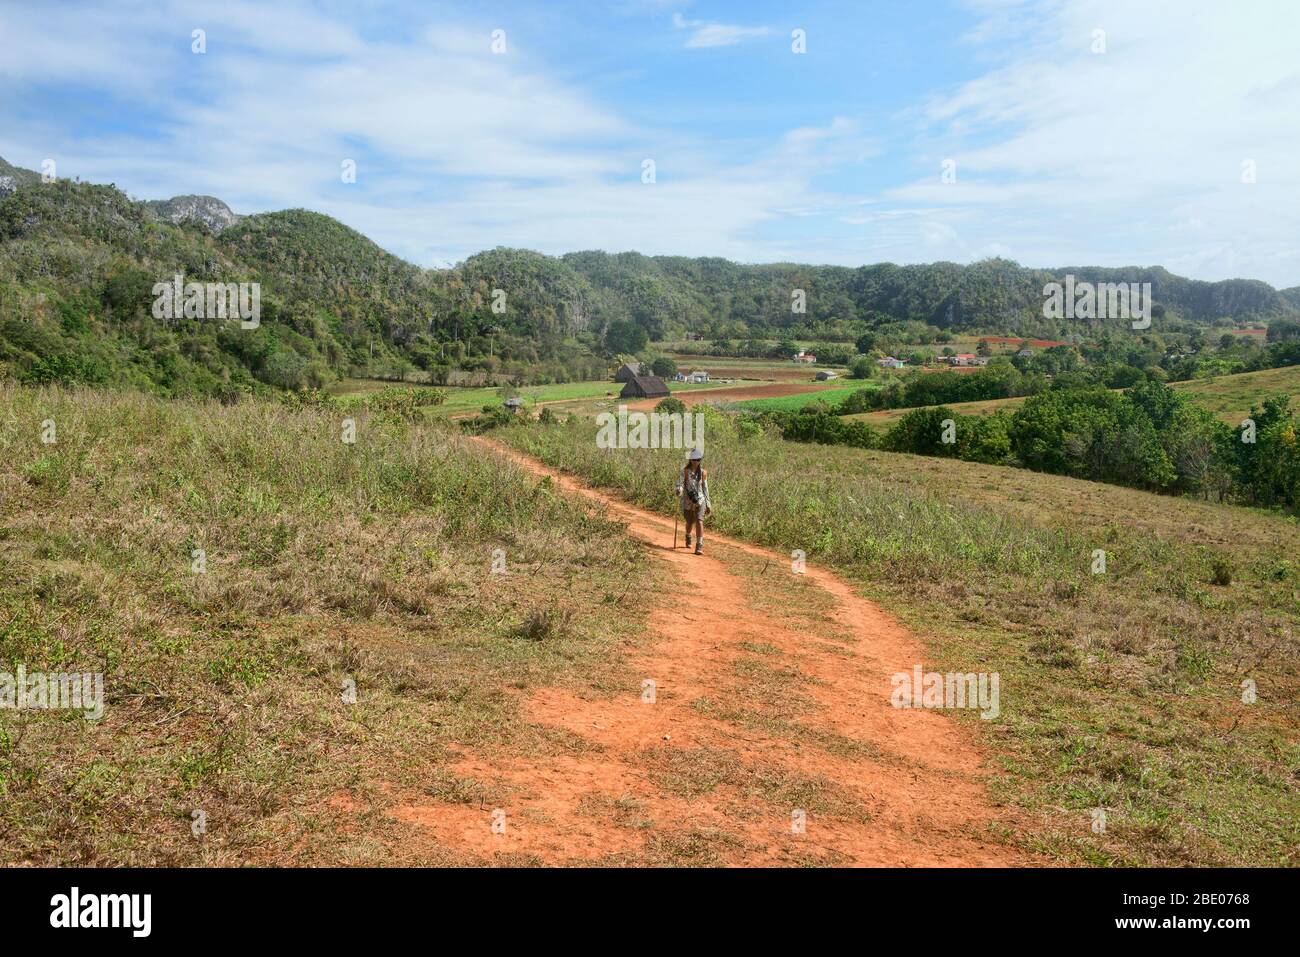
(735, 385, 872, 413)
(666, 355, 849, 383)
(330, 376, 745, 418)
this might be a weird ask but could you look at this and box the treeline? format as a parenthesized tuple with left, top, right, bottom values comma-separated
(761, 380, 1300, 513)
(833, 335, 1300, 416)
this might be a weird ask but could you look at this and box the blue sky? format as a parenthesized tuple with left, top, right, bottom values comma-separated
(2, 0, 1299, 286)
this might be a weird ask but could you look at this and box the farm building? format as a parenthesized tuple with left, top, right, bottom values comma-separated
(815, 370, 838, 380)
(503, 397, 524, 412)
(613, 361, 641, 382)
(619, 374, 670, 400)
(877, 357, 905, 369)
(686, 370, 710, 383)
(793, 351, 817, 363)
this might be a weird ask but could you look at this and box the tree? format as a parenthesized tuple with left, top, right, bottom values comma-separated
(604, 320, 647, 355)
(848, 356, 874, 379)
(651, 356, 678, 379)
(1266, 318, 1300, 342)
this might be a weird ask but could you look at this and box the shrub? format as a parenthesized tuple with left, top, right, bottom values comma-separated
(655, 396, 686, 415)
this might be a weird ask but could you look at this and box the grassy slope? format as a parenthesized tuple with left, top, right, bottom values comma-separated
(496, 412, 1300, 866)
(1169, 364, 1300, 423)
(0, 384, 667, 865)
(842, 364, 1300, 431)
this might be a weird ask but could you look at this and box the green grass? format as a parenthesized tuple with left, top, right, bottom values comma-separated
(333, 377, 749, 417)
(736, 385, 873, 413)
(845, 394, 1031, 430)
(0, 382, 666, 865)
(843, 364, 1300, 431)
(1170, 364, 1300, 424)
(496, 410, 1300, 866)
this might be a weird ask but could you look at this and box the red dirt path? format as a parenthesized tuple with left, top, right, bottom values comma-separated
(367, 440, 1035, 866)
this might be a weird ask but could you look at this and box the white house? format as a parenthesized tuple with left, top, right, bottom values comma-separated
(815, 370, 839, 380)
(877, 356, 905, 369)
(686, 370, 710, 383)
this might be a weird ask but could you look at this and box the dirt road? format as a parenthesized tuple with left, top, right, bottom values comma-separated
(387, 439, 1031, 865)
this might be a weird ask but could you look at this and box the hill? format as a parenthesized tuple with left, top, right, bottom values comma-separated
(1, 156, 1296, 399)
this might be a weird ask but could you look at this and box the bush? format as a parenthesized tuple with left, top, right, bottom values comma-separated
(655, 396, 686, 415)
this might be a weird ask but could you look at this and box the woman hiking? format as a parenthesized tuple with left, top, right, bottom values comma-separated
(676, 447, 711, 555)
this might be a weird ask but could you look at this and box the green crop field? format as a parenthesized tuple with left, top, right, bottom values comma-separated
(331, 377, 745, 417)
(735, 384, 873, 412)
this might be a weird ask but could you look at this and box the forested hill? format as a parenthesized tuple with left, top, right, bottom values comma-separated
(561, 251, 1297, 341)
(0, 156, 1295, 397)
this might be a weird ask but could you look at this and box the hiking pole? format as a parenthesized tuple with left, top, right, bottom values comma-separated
(673, 511, 678, 550)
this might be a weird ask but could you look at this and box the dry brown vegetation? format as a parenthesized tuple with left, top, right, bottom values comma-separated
(501, 410, 1300, 865)
(0, 383, 662, 864)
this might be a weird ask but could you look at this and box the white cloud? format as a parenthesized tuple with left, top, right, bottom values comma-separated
(0, 0, 868, 270)
(2, 0, 1297, 284)
(671, 12, 772, 48)
(875, 0, 1300, 285)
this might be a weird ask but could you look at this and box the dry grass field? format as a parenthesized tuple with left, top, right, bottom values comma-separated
(499, 410, 1300, 866)
(0, 383, 665, 865)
